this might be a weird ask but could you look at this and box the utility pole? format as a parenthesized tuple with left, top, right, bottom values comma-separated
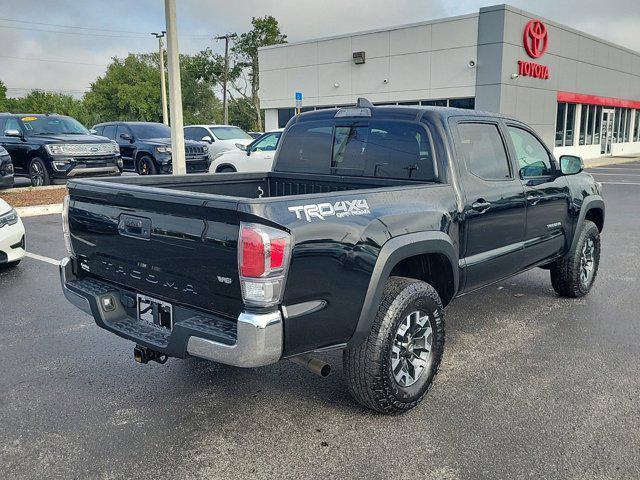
(215, 33, 237, 125)
(151, 31, 169, 125)
(164, 0, 186, 175)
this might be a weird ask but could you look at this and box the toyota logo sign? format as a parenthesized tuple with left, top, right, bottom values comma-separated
(523, 19, 548, 58)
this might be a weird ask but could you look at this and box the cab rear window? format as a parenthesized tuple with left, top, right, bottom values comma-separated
(276, 119, 437, 181)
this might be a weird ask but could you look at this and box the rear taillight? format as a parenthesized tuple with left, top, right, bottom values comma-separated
(238, 222, 291, 307)
(62, 195, 75, 256)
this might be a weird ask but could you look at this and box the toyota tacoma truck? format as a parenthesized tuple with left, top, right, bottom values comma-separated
(59, 99, 604, 414)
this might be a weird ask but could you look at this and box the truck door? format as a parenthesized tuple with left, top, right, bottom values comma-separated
(453, 119, 527, 291)
(504, 124, 571, 268)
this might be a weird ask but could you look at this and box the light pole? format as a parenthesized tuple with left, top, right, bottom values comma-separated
(215, 33, 237, 125)
(164, 0, 186, 175)
(151, 31, 169, 125)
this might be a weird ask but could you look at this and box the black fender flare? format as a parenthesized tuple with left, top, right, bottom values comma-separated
(566, 195, 604, 256)
(346, 231, 459, 348)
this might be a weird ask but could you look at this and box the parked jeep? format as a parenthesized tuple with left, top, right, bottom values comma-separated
(61, 100, 604, 413)
(0, 113, 122, 186)
(93, 122, 210, 175)
(0, 145, 14, 189)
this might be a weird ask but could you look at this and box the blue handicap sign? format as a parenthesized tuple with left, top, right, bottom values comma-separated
(295, 92, 303, 101)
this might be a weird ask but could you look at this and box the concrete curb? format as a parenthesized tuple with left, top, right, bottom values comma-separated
(16, 203, 63, 218)
(584, 156, 640, 168)
(3, 185, 66, 194)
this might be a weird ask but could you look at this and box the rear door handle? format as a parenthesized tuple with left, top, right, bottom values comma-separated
(527, 194, 542, 205)
(471, 200, 492, 213)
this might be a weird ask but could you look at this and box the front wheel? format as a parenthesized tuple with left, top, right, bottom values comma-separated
(550, 220, 601, 297)
(343, 277, 445, 414)
(29, 158, 50, 186)
(136, 156, 158, 175)
(216, 165, 236, 173)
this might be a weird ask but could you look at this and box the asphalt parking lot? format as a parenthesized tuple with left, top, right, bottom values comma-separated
(1, 162, 640, 480)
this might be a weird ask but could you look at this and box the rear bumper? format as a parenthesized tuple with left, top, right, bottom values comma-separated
(59, 257, 283, 368)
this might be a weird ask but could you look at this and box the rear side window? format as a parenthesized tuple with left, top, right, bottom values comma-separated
(458, 123, 511, 180)
(102, 124, 116, 140)
(276, 121, 334, 174)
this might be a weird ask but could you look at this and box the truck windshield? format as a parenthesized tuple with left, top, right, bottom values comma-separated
(210, 126, 253, 140)
(129, 123, 171, 139)
(21, 116, 89, 135)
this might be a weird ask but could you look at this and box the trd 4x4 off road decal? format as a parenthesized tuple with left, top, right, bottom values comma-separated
(288, 199, 371, 222)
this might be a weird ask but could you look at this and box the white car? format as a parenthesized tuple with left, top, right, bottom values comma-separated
(184, 125, 254, 160)
(209, 129, 283, 173)
(0, 199, 25, 268)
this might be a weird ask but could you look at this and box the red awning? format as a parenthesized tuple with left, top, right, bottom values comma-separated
(557, 91, 640, 109)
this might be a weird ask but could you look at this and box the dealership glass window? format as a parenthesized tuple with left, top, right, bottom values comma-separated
(555, 102, 566, 147)
(449, 98, 475, 109)
(634, 110, 640, 142)
(585, 105, 593, 145)
(507, 126, 553, 177)
(579, 105, 588, 145)
(421, 99, 448, 107)
(594, 106, 602, 144)
(613, 108, 620, 143)
(458, 123, 511, 180)
(278, 108, 296, 128)
(564, 103, 576, 146)
(624, 108, 632, 142)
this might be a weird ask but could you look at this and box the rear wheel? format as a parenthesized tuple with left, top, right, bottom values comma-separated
(550, 220, 601, 297)
(343, 276, 445, 414)
(137, 156, 158, 175)
(29, 158, 50, 186)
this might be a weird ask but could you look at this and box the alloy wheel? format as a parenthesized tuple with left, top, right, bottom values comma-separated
(391, 310, 433, 387)
(580, 237, 596, 286)
(30, 162, 45, 186)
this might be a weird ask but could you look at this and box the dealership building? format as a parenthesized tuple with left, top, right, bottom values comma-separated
(258, 4, 640, 159)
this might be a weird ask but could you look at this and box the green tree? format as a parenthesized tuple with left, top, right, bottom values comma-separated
(0, 80, 7, 111)
(0, 87, 90, 125)
(232, 16, 287, 131)
(84, 49, 226, 126)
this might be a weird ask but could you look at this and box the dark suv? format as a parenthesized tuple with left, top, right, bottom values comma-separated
(0, 145, 14, 189)
(93, 122, 210, 175)
(0, 113, 122, 186)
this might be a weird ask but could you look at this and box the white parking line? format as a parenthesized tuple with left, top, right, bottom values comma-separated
(24, 252, 61, 266)
(600, 182, 640, 186)
(589, 172, 640, 176)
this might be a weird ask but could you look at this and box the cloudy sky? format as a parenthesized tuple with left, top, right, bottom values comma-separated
(0, 0, 638, 98)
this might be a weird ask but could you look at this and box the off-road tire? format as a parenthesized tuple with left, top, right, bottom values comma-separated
(216, 165, 236, 173)
(550, 220, 600, 298)
(343, 276, 445, 414)
(137, 156, 158, 175)
(29, 158, 50, 186)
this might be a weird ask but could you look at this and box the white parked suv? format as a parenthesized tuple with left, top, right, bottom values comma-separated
(0, 199, 25, 268)
(209, 129, 283, 173)
(184, 125, 254, 161)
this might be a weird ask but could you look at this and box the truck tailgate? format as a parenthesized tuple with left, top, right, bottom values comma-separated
(67, 180, 243, 318)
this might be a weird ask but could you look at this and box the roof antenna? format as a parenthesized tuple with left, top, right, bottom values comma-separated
(356, 97, 374, 108)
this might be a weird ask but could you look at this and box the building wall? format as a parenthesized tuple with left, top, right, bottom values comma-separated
(259, 13, 480, 129)
(477, 4, 640, 157)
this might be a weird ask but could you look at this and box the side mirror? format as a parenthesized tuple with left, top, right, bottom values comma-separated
(90, 129, 98, 135)
(235, 143, 247, 151)
(120, 133, 133, 142)
(559, 155, 583, 175)
(201, 135, 213, 144)
(5, 129, 22, 138)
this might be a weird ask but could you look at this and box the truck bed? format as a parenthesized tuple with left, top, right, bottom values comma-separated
(89, 171, 426, 199)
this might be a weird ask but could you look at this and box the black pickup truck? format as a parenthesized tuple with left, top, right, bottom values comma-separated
(60, 100, 604, 413)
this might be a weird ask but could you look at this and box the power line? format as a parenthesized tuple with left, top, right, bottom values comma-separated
(0, 16, 148, 35)
(0, 55, 107, 67)
(0, 24, 151, 39)
(0, 17, 218, 39)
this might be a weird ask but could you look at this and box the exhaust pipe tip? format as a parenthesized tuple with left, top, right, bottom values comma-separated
(290, 354, 331, 377)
